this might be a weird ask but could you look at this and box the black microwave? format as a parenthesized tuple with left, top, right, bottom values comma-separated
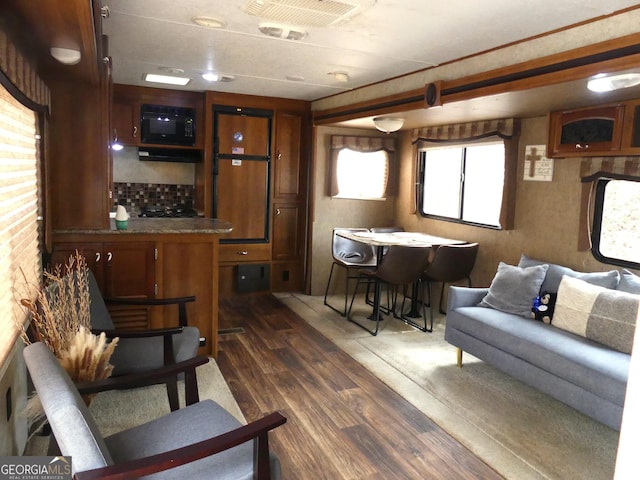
(140, 104, 196, 146)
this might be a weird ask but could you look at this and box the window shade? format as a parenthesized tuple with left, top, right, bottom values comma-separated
(0, 85, 41, 366)
(329, 135, 397, 197)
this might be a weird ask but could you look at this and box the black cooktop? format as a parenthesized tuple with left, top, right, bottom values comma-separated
(139, 205, 198, 218)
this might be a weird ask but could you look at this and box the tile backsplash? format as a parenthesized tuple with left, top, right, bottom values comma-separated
(113, 182, 194, 211)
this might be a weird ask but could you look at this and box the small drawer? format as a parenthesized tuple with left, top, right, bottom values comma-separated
(219, 243, 271, 263)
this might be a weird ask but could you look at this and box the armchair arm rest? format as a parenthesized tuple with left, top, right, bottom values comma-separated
(74, 411, 287, 480)
(104, 295, 196, 306)
(91, 326, 184, 339)
(76, 355, 209, 406)
(447, 286, 489, 310)
(104, 295, 196, 327)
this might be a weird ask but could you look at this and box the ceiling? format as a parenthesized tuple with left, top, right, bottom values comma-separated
(24, 0, 640, 129)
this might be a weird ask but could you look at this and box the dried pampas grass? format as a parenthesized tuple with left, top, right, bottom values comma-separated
(17, 251, 119, 424)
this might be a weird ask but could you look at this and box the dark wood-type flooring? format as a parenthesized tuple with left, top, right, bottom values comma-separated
(217, 293, 504, 480)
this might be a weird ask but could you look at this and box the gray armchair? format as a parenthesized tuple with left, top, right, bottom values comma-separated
(24, 342, 286, 480)
(41, 268, 201, 411)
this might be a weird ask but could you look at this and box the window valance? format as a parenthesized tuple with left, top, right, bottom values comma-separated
(331, 135, 396, 153)
(577, 156, 640, 250)
(0, 27, 50, 109)
(412, 118, 519, 145)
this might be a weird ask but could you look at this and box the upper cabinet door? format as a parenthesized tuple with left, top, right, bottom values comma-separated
(215, 108, 272, 157)
(548, 105, 624, 157)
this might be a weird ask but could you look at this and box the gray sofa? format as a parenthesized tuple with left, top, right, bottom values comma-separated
(444, 257, 640, 431)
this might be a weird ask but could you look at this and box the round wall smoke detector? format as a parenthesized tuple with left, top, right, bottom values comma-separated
(258, 22, 307, 40)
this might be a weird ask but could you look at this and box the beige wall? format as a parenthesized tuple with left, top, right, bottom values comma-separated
(309, 116, 638, 300)
(309, 126, 397, 295)
(395, 115, 616, 290)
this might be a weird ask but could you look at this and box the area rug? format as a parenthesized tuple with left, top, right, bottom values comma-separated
(24, 357, 244, 455)
(278, 292, 620, 480)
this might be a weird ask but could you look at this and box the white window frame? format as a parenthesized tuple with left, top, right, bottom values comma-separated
(418, 140, 505, 228)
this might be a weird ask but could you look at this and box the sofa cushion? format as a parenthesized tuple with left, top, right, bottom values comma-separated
(553, 276, 640, 354)
(446, 306, 630, 406)
(617, 269, 640, 295)
(478, 262, 548, 318)
(518, 254, 620, 294)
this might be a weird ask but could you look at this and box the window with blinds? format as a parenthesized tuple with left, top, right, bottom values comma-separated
(0, 85, 41, 365)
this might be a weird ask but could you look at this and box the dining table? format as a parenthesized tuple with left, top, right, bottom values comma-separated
(337, 230, 466, 326)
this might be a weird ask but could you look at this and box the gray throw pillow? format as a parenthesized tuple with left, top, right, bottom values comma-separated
(617, 269, 640, 295)
(479, 262, 549, 318)
(518, 254, 620, 294)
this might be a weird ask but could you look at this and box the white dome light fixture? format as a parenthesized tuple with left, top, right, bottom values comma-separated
(50, 47, 81, 65)
(587, 72, 640, 92)
(373, 116, 404, 133)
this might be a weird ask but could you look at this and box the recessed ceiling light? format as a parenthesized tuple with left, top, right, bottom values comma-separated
(286, 75, 305, 82)
(587, 72, 640, 92)
(192, 16, 227, 29)
(202, 72, 219, 82)
(329, 71, 349, 82)
(144, 73, 191, 86)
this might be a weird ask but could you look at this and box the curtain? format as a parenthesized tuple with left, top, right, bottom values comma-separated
(411, 118, 520, 229)
(578, 156, 640, 250)
(329, 135, 397, 197)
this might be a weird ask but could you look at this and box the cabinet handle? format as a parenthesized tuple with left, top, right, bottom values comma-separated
(133, 126, 137, 138)
(275, 208, 281, 216)
(277, 151, 282, 160)
(237, 251, 249, 255)
(107, 252, 113, 263)
(95, 252, 101, 263)
(575, 143, 590, 149)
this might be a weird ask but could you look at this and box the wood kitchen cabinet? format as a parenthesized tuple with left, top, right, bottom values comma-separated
(51, 241, 156, 330)
(51, 231, 222, 357)
(112, 97, 139, 146)
(271, 110, 309, 292)
(548, 103, 625, 157)
(113, 84, 205, 149)
(620, 98, 640, 155)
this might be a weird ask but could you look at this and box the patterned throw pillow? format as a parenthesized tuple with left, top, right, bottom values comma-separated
(553, 275, 640, 354)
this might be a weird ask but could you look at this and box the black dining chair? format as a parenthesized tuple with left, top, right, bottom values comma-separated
(324, 228, 377, 316)
(421, 242, 479, 315)
(347, 245, 432, 335)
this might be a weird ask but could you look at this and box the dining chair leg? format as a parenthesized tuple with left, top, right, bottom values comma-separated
(398, 279, 432, 333)
(347, 276, 382, 336)
(323, 262, 347, 316)
(438, 282, 447, 315)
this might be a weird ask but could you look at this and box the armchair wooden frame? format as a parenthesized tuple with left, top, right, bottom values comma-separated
(91, 294, 197, 412)
(25, 344, 287, 480)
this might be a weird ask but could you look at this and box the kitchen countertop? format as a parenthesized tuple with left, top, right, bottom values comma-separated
(54, 218, 234, 235)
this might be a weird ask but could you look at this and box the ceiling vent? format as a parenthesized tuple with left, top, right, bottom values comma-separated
(244, 0, 376, 27)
